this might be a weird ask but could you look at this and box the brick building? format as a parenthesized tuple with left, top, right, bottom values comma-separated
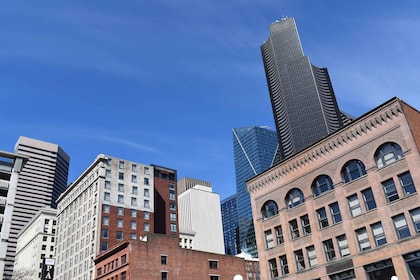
(247, 97, 420, 280)
(94, 233, 260, 280)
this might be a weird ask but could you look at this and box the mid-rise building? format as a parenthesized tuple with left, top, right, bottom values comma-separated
(221, 194, 240, 255)
(14, 207, 57, 279)
(248, 97, 420, 280)
(178, 177, 224, 254)
(0, 151, 28, 278)
(94, 233, 260, 280)
(55, 154, 178, 279)
(261, 18, 351, 163)
(233, 126, 278, 257)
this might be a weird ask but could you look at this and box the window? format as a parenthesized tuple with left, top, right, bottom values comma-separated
(170, 223, 176, 232)
(374, 142, 403, 168)
(317, 207, 329, 229)
(399, 171, 416, 195)
(170, 212, 176, 221)
(103, 204, 110, 213)
(105, 181, 111, 189)
(144, 188, 150, 197)
(341, 159, 366, 183)
(275, 225, 284, 245)
(289, 219, 300, 240)
(104, 192, 110, 201)
(131, 197, 137, 206)
(119, 161, 125, 169)
(130, 233, 136, 239)
(209, 260, 218, 269)
(330, 269, 355, 280)
(144, 200, 149, 208)
(347, 194, 362, 217)
(131, 209, 137, 218)
(116, 231, 123, 240)
(301, 214, 311, 235)
(131, 221, 137, 230)
(329, 202, 342, 224)
(101, 242, 108, 251)
(362, 188, 377, 211)
(382, 178, 399, 202)
(285, 188, 304, 209)
(121, 254, 127, 264)
(323, 239, 336, 261)
(161, 272, 168, 280)
(371, 222, 387, 246)
(131, 164, 137, 172)
(336, 235, 350, 257)
(43, 236, 47, 241)
(161, 255, 167, 265)
(169, 184, 176, 200)
(144, 223, 150, 232)
(261, 200, 278, 219)
(306, 245, 317, 267)
(264, 229, 274, 249)
(294, 249, 305, 271)
(144, 167, 150, 175)
(312, 175, 334, 196)
(42, 245, 46, 250)
(118, 172, 124, 180)
(117, 207, 124, 215)
(102, 217, 109, 226)
(144, 211, 150, 220)
(209, 276, 219, 280)
(356, 227, 371, 251)
(410, 208, 420, 233)
(268, 258, 278, 278)
(105, 169, 111, 177)
(393, 214, 411, 239)
(117, 219, 123, 228)
(118, 195, 124, 204)
(131, 175, 137, 183)
(279, 255, 289, 275)
(170, 203, 176, 211)
(144, 178, 149, 185)
(102, 229, 109, 238)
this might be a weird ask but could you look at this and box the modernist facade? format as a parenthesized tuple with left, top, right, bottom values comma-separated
(233, 126, 278, 257)
(14, 207, 57, 279)
(178, 178, 224, 254)
(55, 154, 178, 280)
(4, 136, 69, 279)
(248, 98, 420, 280)
(221, 194, 240, 255)
(261, 18, 350, 163)
(94, 233, 260, 280)
(0, 151, 27, 278)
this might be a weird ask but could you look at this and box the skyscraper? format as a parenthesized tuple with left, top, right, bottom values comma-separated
(261, 18, 350, 163)
(233, 126, 278, 257)
(4, 136, 69, 279)
(221, 194, 239, 255)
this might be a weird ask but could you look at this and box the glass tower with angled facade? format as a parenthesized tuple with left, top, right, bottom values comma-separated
(233, 126, 278, 257)
(261, 17, 351, 163)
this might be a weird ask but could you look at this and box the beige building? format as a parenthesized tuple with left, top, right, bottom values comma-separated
(248, 97, 420, 280)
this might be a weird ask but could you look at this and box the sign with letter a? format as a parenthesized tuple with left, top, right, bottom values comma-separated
(41, 258, 55, 280)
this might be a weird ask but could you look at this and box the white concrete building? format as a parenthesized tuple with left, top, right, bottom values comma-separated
(178, 178, 225, 254)
(14, 207, 57, 279)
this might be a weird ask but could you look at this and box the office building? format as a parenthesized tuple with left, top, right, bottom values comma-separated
(94, 233, 260, 280)
(55, 155, 177, 279)
(0, 151, 28, 278)
(14, 207, 57, 279)
(233, 126, 278, 257)
(4, 136, 69, 279)
(178, 177, 224, 254)
(248, 97, 420, 279)
(221, 194, 240, 255)
(261, 18, 351, 163)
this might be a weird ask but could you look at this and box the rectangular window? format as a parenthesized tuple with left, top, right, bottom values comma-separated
(399, 171, 416, 195)
(132, 186, 138, 195)
(317, 207, 329, 229)
(144, 211, 150, 220)
(170, 223, 177, 232)
(382, 178, 399, 202)
(130, 233, 136, 239)
(323, 239, 336, 261)
(161, 255, 167, 265)
(347, 194, 362, 217)
(104, 192, 110, 201)
(329, 202, 342, 224)
(105, 169, 111, 177)
(306, 245, 318, 267)
(300, 214, 311, 235)
(279, 255, 289, 275)
(169, 184, 176, 200)
(275, 225, 284, 245)
(144, 177, 150, 185)
(118, 172, 124, 180)
(264, 229, 274, 249)
(170, 203, 176, 211)
(294, 249, 305, 271)
(144, 188, 150, 197)
(144, 223, 150, 232)
(102, 217, 109, 226)
(132, 164, 137, 172)
(103, 204, 110, 213)
(410, 208, 420, 233)
(102, 229, 109, 238)
(268, 258, 278, 278)
(393, 213, 411, 239)
(209, 260, 218, 269)
(131, 197, 137, 206)
(116, 231, 123, 240)
(170, 212, 176, 222)
(161, 272, 168, 280)
(119, 161, 125, 169)
(130, 209, 137, 217)
(101, 242, 108, 251)
(117, 219, 123, 228)
(131, 221, 137, 230)
(209, 276, 219, 280)
(117, 207, 124, 215)
(118, 195, 124, 204)
(144, 200, 149, 208)
(371, 222, 387, 246)
(362, 188, 377, 211)
(131, 175, 137, 183)
(336, 235, 350, 257)
(144, 167, 150, 175)
(118, 183, 124, 192)
(356, 227, 371, 251)
(289, 219, 300, 240)
(105, 181, 111, 189)
(121, 254, 127, 264)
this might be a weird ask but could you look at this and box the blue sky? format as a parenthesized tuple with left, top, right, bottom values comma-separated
(1, 1, 420, 200)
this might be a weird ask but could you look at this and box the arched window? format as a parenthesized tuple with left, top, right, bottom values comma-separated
(261, 200, 278, 219)
(341, 159, 366, 183)
(285, 188, 304, 209)
(312, 175, 334, 197)
(374, 142, 404, 168)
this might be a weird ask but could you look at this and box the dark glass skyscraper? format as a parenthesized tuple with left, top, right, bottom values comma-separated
(233, 126, 278, 257)
(221, 194, 239, 255)
(261, 18, 350, 163)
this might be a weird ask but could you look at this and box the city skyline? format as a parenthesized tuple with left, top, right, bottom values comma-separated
(2, 1, 420, 200)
